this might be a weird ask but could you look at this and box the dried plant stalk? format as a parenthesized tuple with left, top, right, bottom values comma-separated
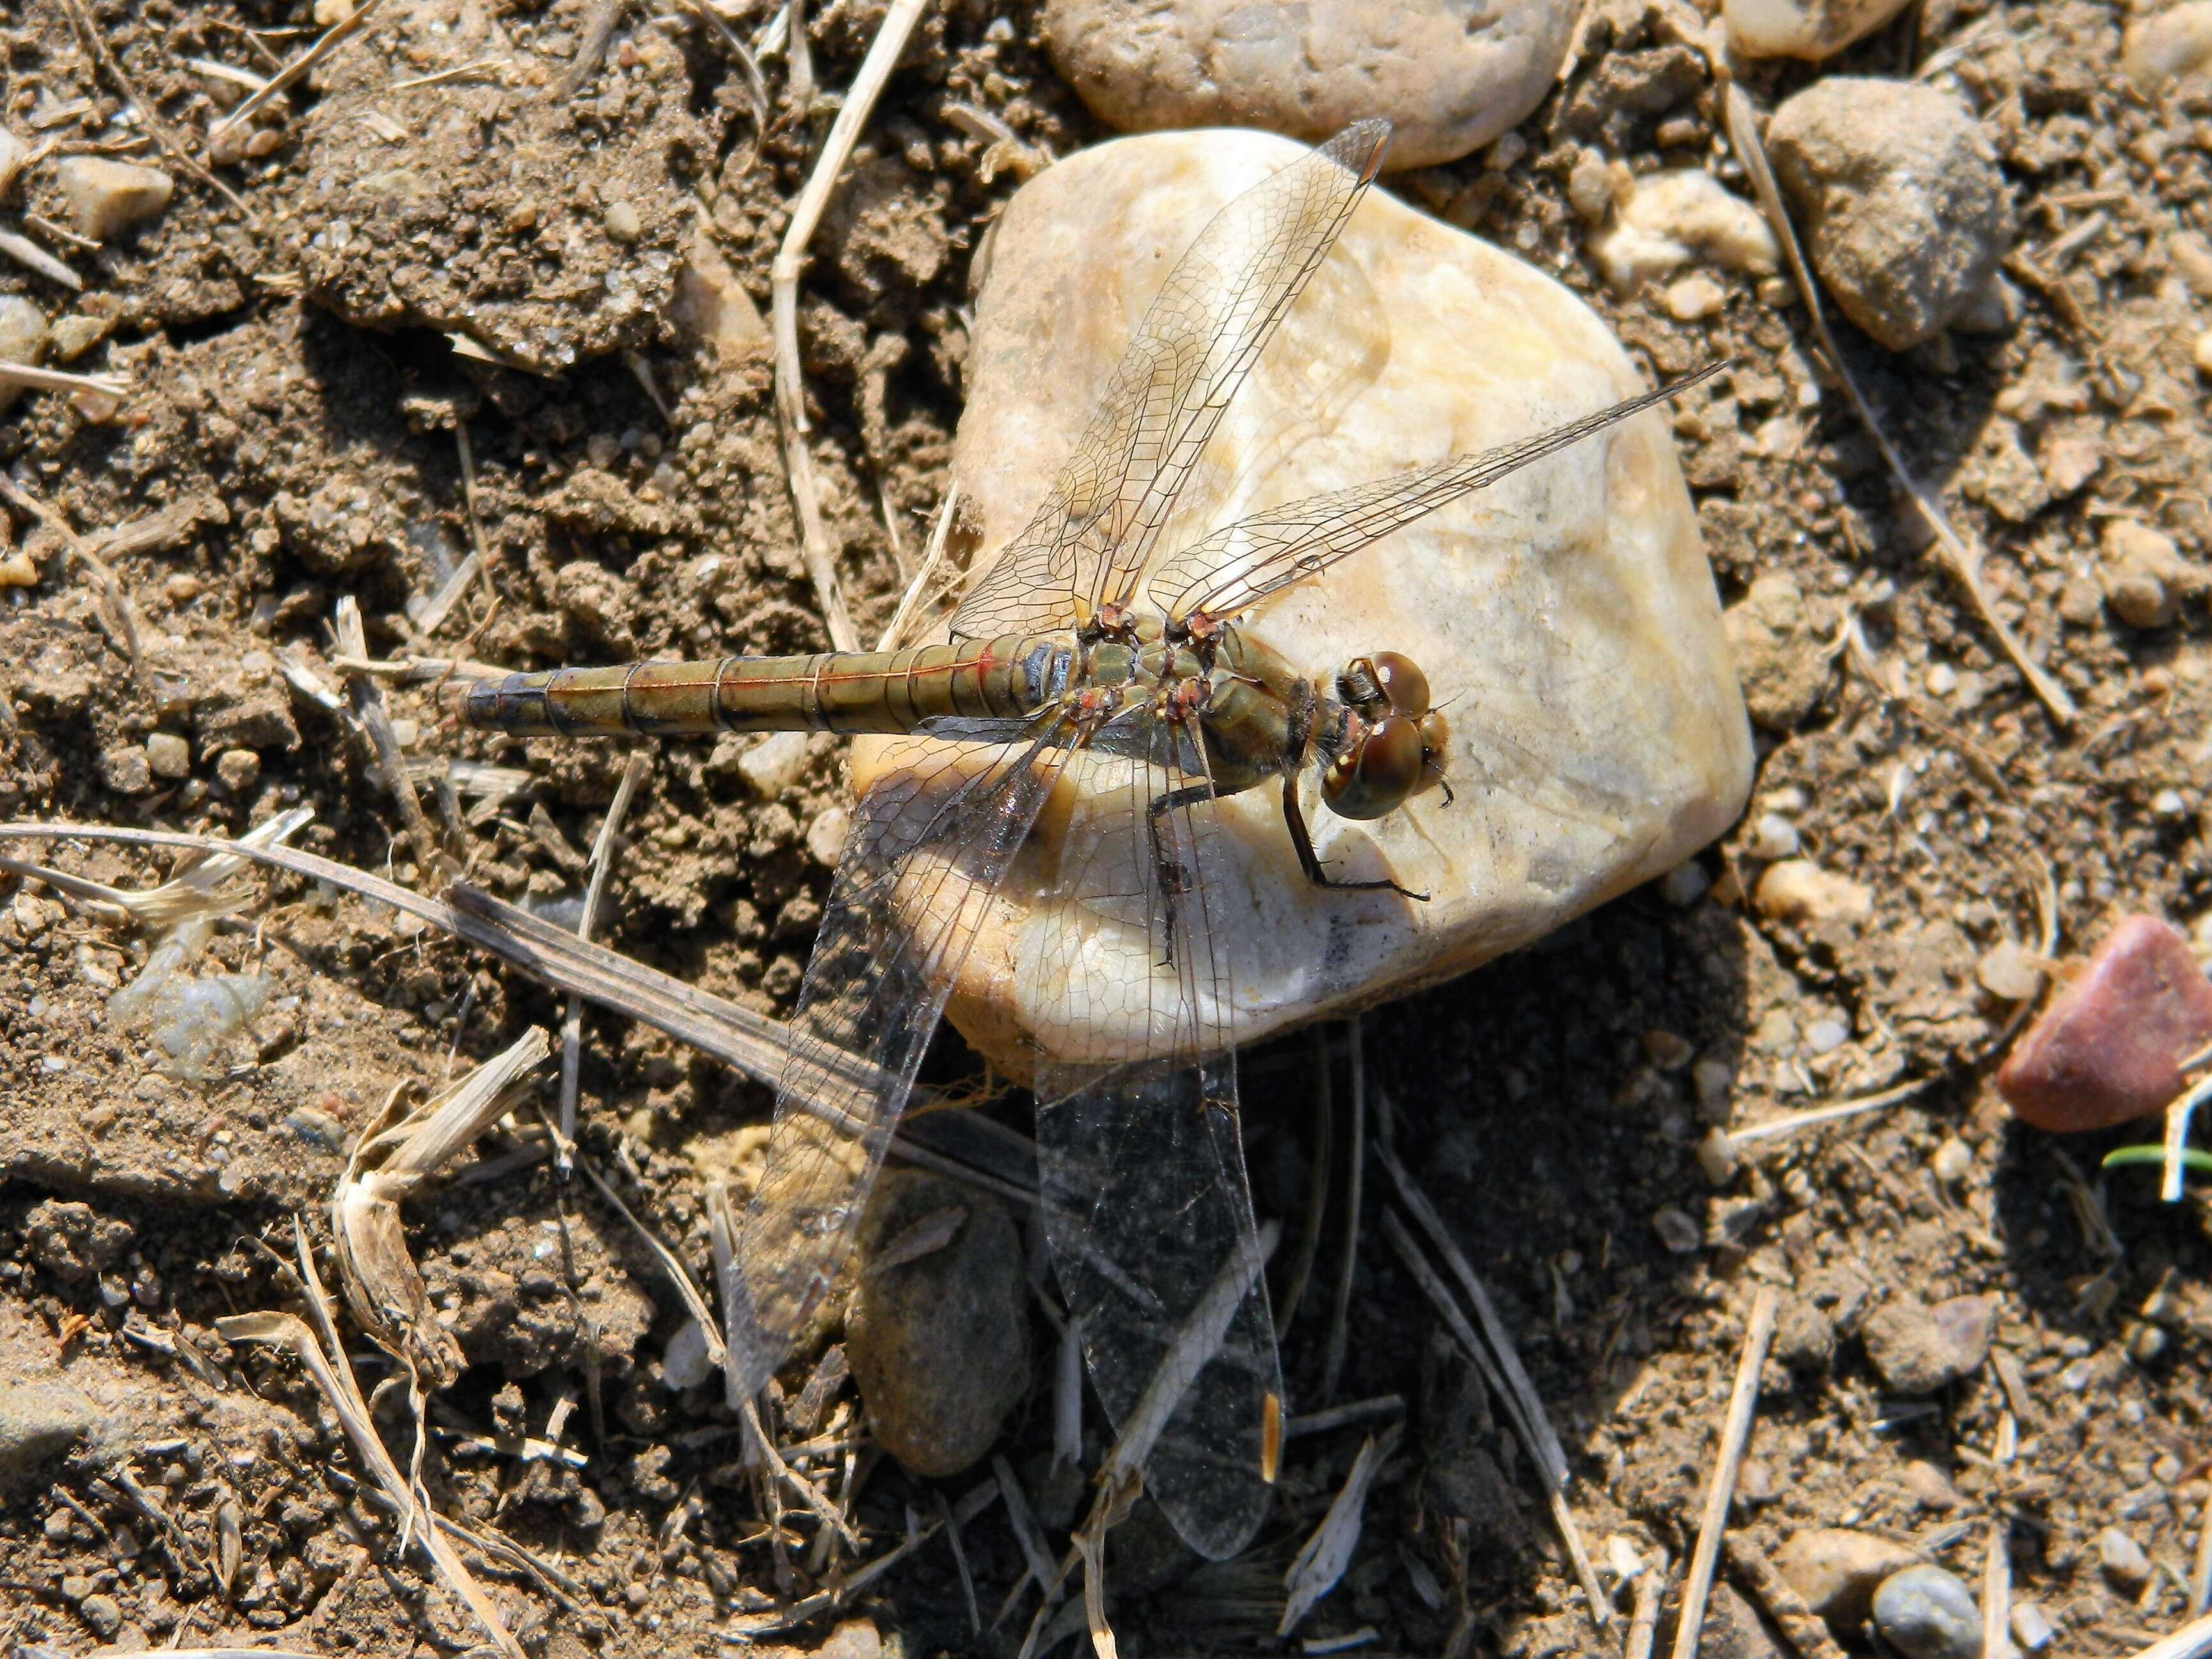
(333, 1027, 553, 1388)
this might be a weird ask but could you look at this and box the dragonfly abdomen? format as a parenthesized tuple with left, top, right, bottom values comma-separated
(455, 633, 1071, 739)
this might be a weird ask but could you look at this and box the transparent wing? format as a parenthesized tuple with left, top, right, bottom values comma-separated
(1028, 733, 1283, 1560)
(950, 121, 1390, 642)
(724, 718, 1070, 1396)
(1156, 365, 1726, 624)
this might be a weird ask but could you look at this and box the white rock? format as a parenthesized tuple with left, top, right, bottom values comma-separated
(1976, 939, 2044, 1003)
(1591, 171, 1779, 294)
(1664, 274, 1728, 321)
(806, 804, 851, 869)
(1749, 812, 1800, 860)
(0, 294, 47, 415)
(854, 131, 1751, 1079)
(1755, 859, 1872, 924)
(672, 228, 770, 364)
(738, 730, 809, 799)
(2125, 1, 2212, 90)
(1042, 0, 1579, 171)
(1726, 0, 1914, 60)
(56, 157, 175, 242)
(660, 1317, 715, 1391)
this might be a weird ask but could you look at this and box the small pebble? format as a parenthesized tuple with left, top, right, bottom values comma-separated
(0, 293, 47, 415)
(1590, 170, 1778, 294)
(1774, 1527, 1913, 1624)
(0, 550, 36, 587)
(1754, 859, 1873, 925)
(2195, 328, 2212, 376)
(98, 743, 152, 797)
(603, 200, 642, 244)
(1651, 1207, 1701, 1253)
(1663, 273, 1727, 321)
(1996, 914, 2212, 1131)
(1802, 1017, 1849, 1054)
(2124, 0, 2212, 89)
(1724, 573, 1827, 729)
(2097, 1526, 2151, 1591)
(76, 1593, 123, 1639)
(806, 804, 850, 868)
(2010, 1601, 2053, 1651)
(1726, 0, 1912, 59)
(1770, 1296, 1836, 1370)
(660, 1318, 715, 1392)
(163, 573, 202, 604)
(1766, 79, 2007, 351)
(2101, 520, 2193, 629)
(145, 733, 191, 781)
(1750, 812, 1800, 860)
(0, 126, 24, 197)
(1861, 1295, 1996, 1394)
(1900, 1458, 1961, 1511)
(47, 313, 112, 362)
(1930, 1138, 1973, 1184)
(1041, 0, 1582, 170)
(0, 1381, 95, 1493)
(55, 156, 175, 242)
(1975, 939, 2045, 1003)
(1692, 1058, 1734, 1120)
(1871, 1564, 1983, 1659)
(1659, 861, 1712, 907)
(1925, 662, 1957, 696)
(1695, 1125, 1739, 1186)
(738, 730, 809, 798)
(214, 748, 261, 794)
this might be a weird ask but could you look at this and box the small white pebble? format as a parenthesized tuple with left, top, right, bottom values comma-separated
(1696, 1126, 1739, 1186)
(1663, 273, 1726, 321)
(2010, 1601, 2053, 1652)
(738, 730, 809, 798)
(1976, 939, 2044, 1003)
(40, 1054, 67, 1074)
(2151, 787, 2190, 821)
(1749, 812, 1799, 860)
(1803, 1017, 1849, 1054)
(1930, 1138, 1973, 1184)
(806, 804, 851, 868)
(1651, 1207, 1701, 1253)
(1925, 662, 1957, 696)
(2195, 328, 2212, 377)
(1659, 862, 1710, 907)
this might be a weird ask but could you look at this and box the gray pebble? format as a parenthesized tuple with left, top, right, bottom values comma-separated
(1042, 0, 1580, 170)
(2010, 1599, 2054, 1651)
(145, 731, 192, 780)
(845, 1170, 1030, 1477)
(1872, 1564, 1983, 1659)
(0, 1381, 94, 1494)
(1766, 79, 2008, 351)
(2097, 1525, 2151, 1591)
(1861, 1295, 1996, 1394)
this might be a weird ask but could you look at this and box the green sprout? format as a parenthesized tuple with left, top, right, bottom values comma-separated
(2102, 1145, 2212, 1177)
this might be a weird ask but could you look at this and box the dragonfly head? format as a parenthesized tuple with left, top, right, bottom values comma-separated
(1319, 652, 1451, 820)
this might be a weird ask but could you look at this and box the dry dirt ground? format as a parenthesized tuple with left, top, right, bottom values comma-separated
(2, 0, 2211, 1655)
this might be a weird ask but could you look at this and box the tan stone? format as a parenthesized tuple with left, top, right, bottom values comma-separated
(55, 157, 173, 242)
(853, 131, 1751, 1079)
(1727, 0, 1913, 60)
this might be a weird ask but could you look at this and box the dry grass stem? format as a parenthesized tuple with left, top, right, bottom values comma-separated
(671, 0, 768, 132)
(209, 0, 393, 145)
(560, 749, 652, 1159)
(573, 1150, 726, 1371)
(1724, 1536, 1847, 1659)
(1285, 1393, 1404, 1440)
(879, 482, 963, 650)
(216, 1231, 525, 1659)
(0, 473, 145, 681)
(0, 360, 129, 397)
(1727, 1077, 1937, 1145)
(1627, 1558, 1668, 1659)
(2159, 1071, 2212, 1203)
(2125, 1610, 2212, 1659)
(58, 0, 254, 220)
(334, 1026, 553, 1388)
(410, 550, 481, 638)
(1669, 1286, 1780, 1659)
(0, 226, 82, 288)
(1984, 1521, 2013, 1659)
(1320, 1018, 1365, 1405)
(992, 1452, 1058, 1603)
(336, 596, 454, 884)
(1723, 83, 2077, 727)
(1279, 1424, 1401, 1637)
(770, 0, 932, 653)
(733, 1478, 1003, 1636)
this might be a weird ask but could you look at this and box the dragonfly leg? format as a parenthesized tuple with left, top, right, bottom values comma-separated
(1145, 782, 1218, 969)
(1280, 774, 1429, 902)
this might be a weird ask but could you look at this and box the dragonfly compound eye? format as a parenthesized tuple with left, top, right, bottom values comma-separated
(1322, 714, 1427, 820)
(1339, 652, 1430, 720)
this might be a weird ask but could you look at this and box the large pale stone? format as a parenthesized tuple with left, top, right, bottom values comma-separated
(1726, 0, 1914, 60)
(856, 131, 1751, 1079)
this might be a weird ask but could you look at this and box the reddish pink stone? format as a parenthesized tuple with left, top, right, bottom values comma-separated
(1997, 915, 2212, 1132)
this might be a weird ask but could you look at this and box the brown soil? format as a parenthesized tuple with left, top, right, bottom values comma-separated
(1, 0, 2209, 1655)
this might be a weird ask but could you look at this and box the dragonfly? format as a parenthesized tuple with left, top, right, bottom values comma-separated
(455, 120, 1719, 1560)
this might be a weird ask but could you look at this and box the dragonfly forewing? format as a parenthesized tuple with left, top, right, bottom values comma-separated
(948, 120, 1388, 642)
